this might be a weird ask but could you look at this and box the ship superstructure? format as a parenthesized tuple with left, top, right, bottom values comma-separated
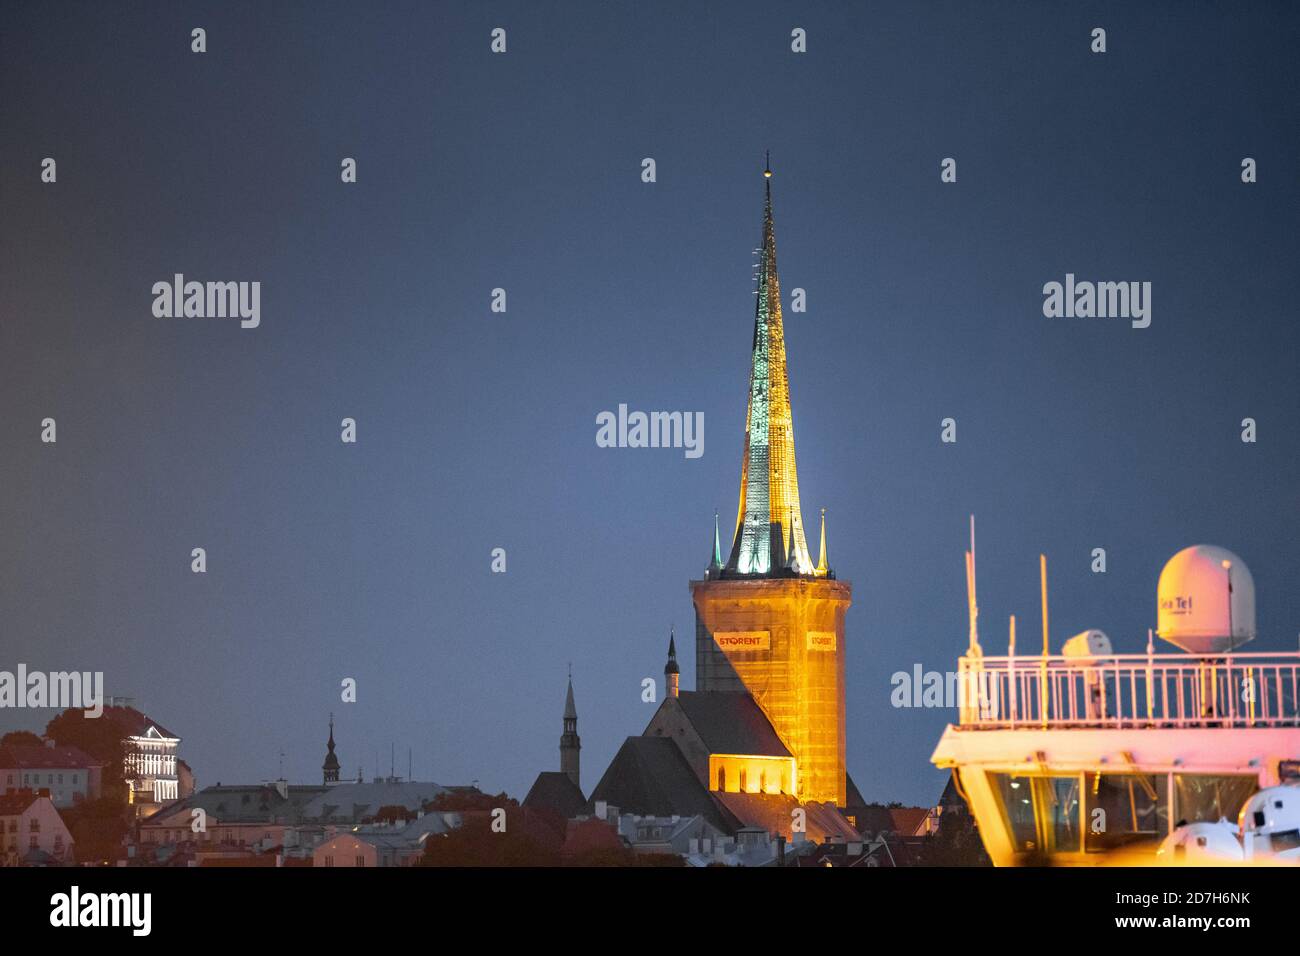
(932, 538, 1300, 865)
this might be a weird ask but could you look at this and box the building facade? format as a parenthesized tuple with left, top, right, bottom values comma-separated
(0, 791, 75, 866)
(0, 743, 102, 808)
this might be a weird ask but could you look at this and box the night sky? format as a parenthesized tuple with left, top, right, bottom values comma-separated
(2, 1, 1298, 806)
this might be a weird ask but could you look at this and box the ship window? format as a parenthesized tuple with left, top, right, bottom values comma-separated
(1085, 773, 1169, 853)
(1173, 775, 1256, 826)
(991, 774, 1081, 856)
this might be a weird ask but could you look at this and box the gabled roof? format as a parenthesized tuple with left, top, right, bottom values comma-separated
(522, 772, 586, 819)
(713, 792, 860, 844)
(0, 744, 102, 770)
(0, 791, 42, 815)
(845, 772, 867, 809)
(588, 737, 739, 834)
(104, 706, 179, 741)
(889, 807, 930, 837)
(672, 691, 790, 758)
(938, 771, 966, 810)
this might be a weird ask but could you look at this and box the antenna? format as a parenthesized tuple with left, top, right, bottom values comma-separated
(965, 515, 980, 654)
(1039, 554, 1049, 657)
(1039, 554, 1050, 727)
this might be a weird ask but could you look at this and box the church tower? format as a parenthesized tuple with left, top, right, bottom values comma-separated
(690, 158, 852, 805)
(560, 674, 581, 789)
(322, 714, 341, 786)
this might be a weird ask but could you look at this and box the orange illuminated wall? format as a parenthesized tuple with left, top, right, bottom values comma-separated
(691, 576, 851, 805)
(708, 754, 797, 795)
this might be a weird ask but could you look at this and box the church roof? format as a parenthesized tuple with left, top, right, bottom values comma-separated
(673, 691, 791, 758)
(587, 737, 739, 834)
(522, 771, 587, 819)
(713, 792, 860, 844)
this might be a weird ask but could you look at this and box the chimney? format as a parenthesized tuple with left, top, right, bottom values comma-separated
(776, 835, 786, 866)
(594, 800, 607, 820)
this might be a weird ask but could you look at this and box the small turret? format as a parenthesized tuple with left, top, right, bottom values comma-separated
(664, 628, 680, 698)
(322, 714, 341, 786)
(560, 671, 581, 789)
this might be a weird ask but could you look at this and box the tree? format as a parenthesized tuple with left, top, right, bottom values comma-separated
(44, 708, 132, 863)
(0, 731, 44, 748)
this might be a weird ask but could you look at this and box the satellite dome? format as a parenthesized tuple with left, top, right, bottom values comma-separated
(1156, 545, 1255, 654)
(1156, 820, 1243, 864)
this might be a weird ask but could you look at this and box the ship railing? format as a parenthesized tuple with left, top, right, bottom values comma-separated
(955, 650, 1300, 729)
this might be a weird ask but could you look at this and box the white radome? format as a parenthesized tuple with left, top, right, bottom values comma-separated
(1156, 545, 1255, 654)
(1156, 820, 1243, 864)
(1239, 784, 1300, 861)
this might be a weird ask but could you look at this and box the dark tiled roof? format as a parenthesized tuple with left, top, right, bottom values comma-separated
(939, 771, 966, 809)
(522, 772, 586, 819)
(104, 706, 179, 741)
(0, 744, 102, 770)
(0, 791, 41, 815)
(588, 737, 738, 833)
(673, 691, 790, 757)
(847, 805, 896, 836)
(889, 807, 930, 836)
(845, 772, 866, 809)
(713, 792, 860, 844)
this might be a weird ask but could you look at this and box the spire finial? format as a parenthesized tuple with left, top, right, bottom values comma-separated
(816, 507, 828, 576)
(764, 150, 772, 178)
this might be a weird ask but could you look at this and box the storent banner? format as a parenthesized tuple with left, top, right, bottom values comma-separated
(714, 631, 770, 651)
(806, 631, 837, 651)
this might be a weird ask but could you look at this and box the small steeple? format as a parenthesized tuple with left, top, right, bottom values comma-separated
(816, 507, 828, 576)
(664, 628, 680, 698)
(708, 511, 723, 575)
(560, 670, 580, 789)
(322, 713, 341, 785)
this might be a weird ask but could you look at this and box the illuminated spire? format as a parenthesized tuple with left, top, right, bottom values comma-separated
(725, 156, 813, 576)
(816, 508, 828, 576)
(708, 511, 723, 573)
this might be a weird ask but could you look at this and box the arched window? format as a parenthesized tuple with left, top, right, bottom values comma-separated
(717, 766, 726, 791)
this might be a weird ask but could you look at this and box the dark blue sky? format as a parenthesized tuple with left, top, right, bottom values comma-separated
(2, 1, 1298, 805)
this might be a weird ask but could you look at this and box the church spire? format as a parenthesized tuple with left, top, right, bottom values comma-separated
(707, 511, 723, 574)
(664, 627, 680, 698)
(560, 672, 580, 789)
(322, 713, 341, 785)
(725, 156, 813, 577)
